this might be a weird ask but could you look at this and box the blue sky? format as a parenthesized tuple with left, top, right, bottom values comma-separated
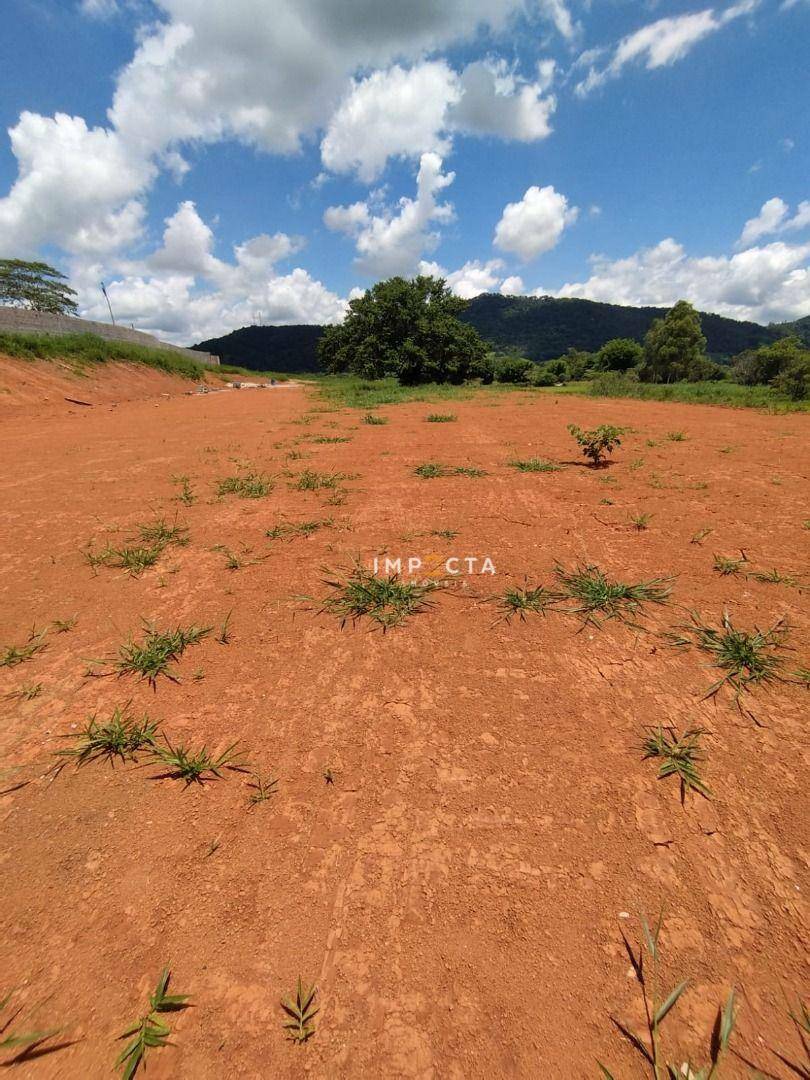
(1, 0, 808, 342)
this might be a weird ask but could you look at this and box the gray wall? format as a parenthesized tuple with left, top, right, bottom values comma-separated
(0, 308, 219, 366)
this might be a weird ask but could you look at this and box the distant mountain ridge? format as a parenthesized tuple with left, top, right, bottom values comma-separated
(191, 294, 793, 373)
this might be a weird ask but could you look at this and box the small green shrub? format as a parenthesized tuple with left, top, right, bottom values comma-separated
(567, 423, 624, 466)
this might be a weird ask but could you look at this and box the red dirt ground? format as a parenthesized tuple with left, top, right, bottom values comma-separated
(1, 362, 807, 1078)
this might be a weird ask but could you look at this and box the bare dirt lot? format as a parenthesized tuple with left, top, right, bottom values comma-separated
(1, 364, 808, 1078)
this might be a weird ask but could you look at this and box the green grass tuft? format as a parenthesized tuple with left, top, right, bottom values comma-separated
(217, 472, 273, 498)
(669, 611, 789, 698)
(281, 977, 318, 1044)
(640, 726, 711, 800)
(291, 469, 350, 491)
(318, 567, 442, 629)
(149, 737, 245, 785)
(494, 585, 559, 622)
(98, 622, 211, 687)
(57, 707, 160, 766)
(507, 457, 562, 473)
(555, 563, 672, 626)
(425, 413, 457, 422)
(0, 628, 48, 669)
(115, 968, 190, 1079)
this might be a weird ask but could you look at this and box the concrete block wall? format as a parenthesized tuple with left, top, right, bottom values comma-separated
(0, 308, 219, 366)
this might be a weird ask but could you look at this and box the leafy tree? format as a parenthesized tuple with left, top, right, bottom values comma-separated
(730, 336, 807, 386)
(640, 300, 707, 382)
(597, 337, 643, 372)
(0, 258, 78, 315)
(317, 275, 487, 385)
(771, 351, 810, 400)
(494, 353, 534, 384)
(468, 352, 496, 384)
(559, 347, 597, 380)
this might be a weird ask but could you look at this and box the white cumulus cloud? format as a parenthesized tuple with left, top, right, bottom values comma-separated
(550, 235, 810, 323)
(738, 196, 810, 247)
(494, 185, 578, 261)
(324, 152, 455, 277)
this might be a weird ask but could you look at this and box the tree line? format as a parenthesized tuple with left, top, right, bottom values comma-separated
(320, 277, 809, 400)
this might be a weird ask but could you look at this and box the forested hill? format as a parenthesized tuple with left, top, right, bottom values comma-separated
(458, 294, 782, 363)
(191, 295, 787, 372)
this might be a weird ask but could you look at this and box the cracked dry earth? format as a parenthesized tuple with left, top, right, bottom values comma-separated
(0, 370, 808, 1078)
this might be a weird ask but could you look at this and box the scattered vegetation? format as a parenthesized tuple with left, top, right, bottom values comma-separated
(598, 915, 735, 1079)
(712, 553, 747, 576)
(494, 585, 558, 622)
(317, 567, 442, 629)
(115, 968, 189, 1079)
(640, 727, 711, 801)
(57, 707, 160, 766)
(9, 681, 44, 701)
(567, 423, 624, 466)
(137, 518, 189, 547)
(425, 413, 457, 422)
(414, 462, 486, 478)
(266, 519, 333, 541)
(0, 628, 48, 669)
(292, 469, 349, 491)
(172, 476, 196, 505)
(281, 977, 318, 1044)
(669, 611, 789, 698)
(0, 986, 61, 1060)
(247, 772, 278, 804)
(555, 563, 672, 626)
(361, 412, 388, 424)
(749, 567, 798, 586)
(149, 737, 245, 786)
(217, 472, 273, 498)
(630, 512, 652, 531)
(690, 528, 713, 545)
(507, 457, 562, 473)
(99, 622, 211, 687)
(665, 430, 687, 442)
(310, 435, 351, 444)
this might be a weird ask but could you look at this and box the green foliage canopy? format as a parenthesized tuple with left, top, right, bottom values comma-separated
(317, 275, 487, 385)
(597, 337, 643, 372)
(640, 300, 708, 382)
(0, 258, 78, 315)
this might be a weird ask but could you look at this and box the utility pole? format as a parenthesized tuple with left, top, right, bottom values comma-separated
(100, 281, 116, 325)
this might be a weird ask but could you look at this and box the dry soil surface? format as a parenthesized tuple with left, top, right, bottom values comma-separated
(1, 370, 808, 1078)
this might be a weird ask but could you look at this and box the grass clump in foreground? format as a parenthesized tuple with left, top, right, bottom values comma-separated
(149, 737, 245, 785)
(361, 412, 388, 424)
(425, 412, 457, 422)
(57, 707, 160, 766)
(668, 611, 789, 698)
(712, 553, 747, 576)
(318, 567, 443, 629)
(115, 968, 189, 1079)
(495, 585, 558, 622)
(640, 726, 711, 801)
(0, 627, 48, 668)
(281, 977, 318, 1043)
(0, 987, 62, 1059)
(414, 462, 487, 478)
(555, 563, 672, 626)
(507, 457, 562, 473)
(598, 915, 735, 1080)
(568, 423, 624, 466)
(291, 469, 350, 491)
(217, 472, 273, 498)
(138, 518, 189, 547)
(99, 622, 211, 687)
